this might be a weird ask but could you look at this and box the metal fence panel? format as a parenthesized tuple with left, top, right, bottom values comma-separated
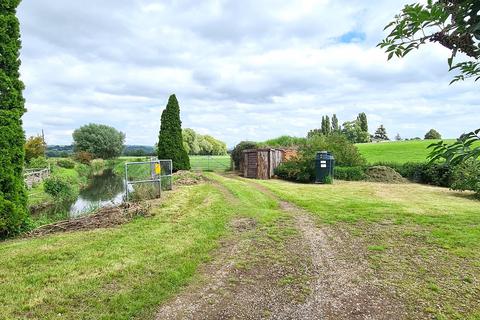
(124, 159, 172, 202)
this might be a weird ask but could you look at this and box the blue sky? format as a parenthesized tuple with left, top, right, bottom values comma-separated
(18, 0, 479, 147)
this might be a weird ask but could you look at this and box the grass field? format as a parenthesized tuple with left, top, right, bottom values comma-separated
(10, 173, 480, 318)
(189, 155, 231, 171)
(1, 174, 289, 319)
(356, 139, 454, 164)
(256, 178, 480, 318)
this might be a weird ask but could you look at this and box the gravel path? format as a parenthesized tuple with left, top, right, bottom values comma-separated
(156, 176, 406, 319)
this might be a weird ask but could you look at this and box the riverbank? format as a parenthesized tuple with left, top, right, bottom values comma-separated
(27, 159, 123, 227)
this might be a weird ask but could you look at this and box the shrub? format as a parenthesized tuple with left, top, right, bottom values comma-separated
(300, 133, 366, 167)
(231, 141, 258, 171)
(334, 167, 366, 181)
(56, 159, 75, 169)
(274, 159, 312, 183)
(75, 163, 92, 186)
(44, 176, 78, 202)
(275, 133, 365, 183)
(451, 160, 480, 198)
(90, 159, 106, 174)
(75, 151, 93, 165)
(25, 135, 46, 163)
(27, 156, 49, 169)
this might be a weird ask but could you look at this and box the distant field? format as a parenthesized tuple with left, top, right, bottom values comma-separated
(116, 156, 232, 172)
(190, 155, 231, 171)
(356, 140, 455, 164)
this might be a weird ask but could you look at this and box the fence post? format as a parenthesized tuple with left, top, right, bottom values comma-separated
(125, 163, 129, 202)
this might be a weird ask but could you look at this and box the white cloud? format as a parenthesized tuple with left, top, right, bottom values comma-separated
(18, 0, 479, 147)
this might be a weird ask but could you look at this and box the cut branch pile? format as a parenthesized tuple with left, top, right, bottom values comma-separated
(27, 202, 151, 237)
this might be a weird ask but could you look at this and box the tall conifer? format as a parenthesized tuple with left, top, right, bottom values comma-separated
(0, 0, 28, 237)
(157, 94, 190, 171)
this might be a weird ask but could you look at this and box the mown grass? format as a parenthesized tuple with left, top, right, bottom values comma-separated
(2, 184, 236, 319)
(254, 178, 480, 318)
(356, 139, 454, 164)
(255, 179, 480, 256)
(2, 174, 290, 319)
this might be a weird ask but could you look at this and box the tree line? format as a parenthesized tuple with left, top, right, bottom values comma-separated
(182, 128, 227, 156)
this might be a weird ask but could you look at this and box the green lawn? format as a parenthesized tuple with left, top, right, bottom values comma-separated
(10, 173, 480, 319)
(356, 140, 454, 164)
(255, 178, 480, 318)
(189, 155, 231, 171)
(1, 174, 287, 319)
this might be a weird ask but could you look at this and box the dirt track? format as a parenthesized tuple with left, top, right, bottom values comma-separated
(156, 176, 405, 319)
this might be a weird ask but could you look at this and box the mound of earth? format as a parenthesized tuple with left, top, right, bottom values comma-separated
(365, 166, 406, 184)
(173, 170, 208, 186)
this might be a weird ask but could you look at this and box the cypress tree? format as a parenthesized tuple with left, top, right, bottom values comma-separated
(332, 114, 339, 132)
(157, 94, 190, 171)
(320, 116, 327, 135)
(357, 112, 368, 133)
(324, 115, 331, 135)
(0, 0, 28, 238)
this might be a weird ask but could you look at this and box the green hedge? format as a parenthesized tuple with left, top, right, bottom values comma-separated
(276, 160, 457, 188)
(274, 159, 313, 183)
(334, 166, 366, 181)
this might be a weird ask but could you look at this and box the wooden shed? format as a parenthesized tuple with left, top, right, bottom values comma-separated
(242, 149, 285, 179)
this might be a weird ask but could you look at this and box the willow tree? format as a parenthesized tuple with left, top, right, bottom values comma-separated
(157, 94, 190, 171)
(0, 0, 28, 237)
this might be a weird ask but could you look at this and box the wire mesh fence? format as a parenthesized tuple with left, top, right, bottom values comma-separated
(124, 159, 172, 201)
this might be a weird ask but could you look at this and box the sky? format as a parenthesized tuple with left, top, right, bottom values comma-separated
(18, 0, 479, 147)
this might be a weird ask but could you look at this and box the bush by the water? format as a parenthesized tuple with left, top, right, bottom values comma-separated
(365, 166, 406, 183)
(75, 151, 93, 165)
(90, 159, 106, 174)
(73, 123, 125, 159)
(334, 166, 366, 181)
(56, 159, 75, 169)
(44, 176, 78, 202)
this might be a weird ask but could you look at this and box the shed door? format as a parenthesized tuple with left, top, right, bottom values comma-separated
(246, 152, 257, 178)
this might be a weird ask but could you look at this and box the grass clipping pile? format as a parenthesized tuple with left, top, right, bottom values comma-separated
(173, 170, 208, 186)
(365, 166, 406, 184)
(28, 202, 151, 237)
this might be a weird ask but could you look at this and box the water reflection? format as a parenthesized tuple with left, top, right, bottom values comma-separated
(69, 169, 126, 217)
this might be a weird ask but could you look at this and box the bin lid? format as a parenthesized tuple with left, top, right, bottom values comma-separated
(316, 151, 335, 160)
